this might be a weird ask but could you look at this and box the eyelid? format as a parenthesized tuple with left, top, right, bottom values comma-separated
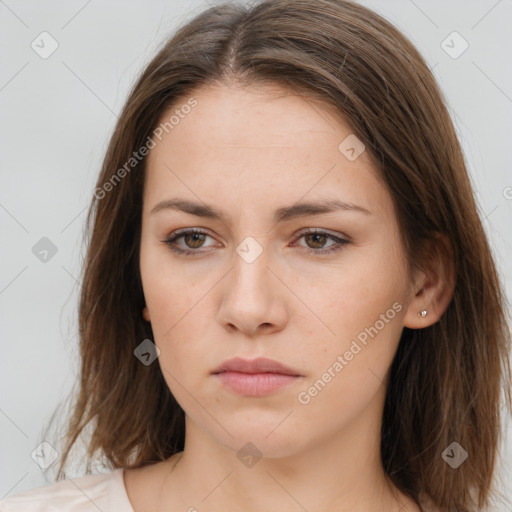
(166, 227, 348, 242)
(291, 228, 350, 252)
(163, 226, 351, 257)
(164, 227, 217, 247)
(294, 227, 349, 239)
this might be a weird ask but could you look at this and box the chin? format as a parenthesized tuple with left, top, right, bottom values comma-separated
(212, 421, 308, 460)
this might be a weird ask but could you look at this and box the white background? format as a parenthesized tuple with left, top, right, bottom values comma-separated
(1, 0, 511, 509)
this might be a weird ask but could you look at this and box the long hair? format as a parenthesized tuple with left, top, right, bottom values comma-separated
(53, 1, 511, 511)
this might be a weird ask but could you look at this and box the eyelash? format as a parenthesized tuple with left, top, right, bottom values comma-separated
(163, 228, 350, 256)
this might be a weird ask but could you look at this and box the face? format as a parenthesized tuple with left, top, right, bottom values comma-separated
(139, 83, 417, 458)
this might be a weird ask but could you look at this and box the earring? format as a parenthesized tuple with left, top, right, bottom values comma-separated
(418, 309, 428, 317)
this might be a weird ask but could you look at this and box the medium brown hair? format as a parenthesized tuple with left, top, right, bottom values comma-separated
(50, 1, 511, 510)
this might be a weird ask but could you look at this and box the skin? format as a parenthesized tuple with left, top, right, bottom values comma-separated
(126, 82, 453, 512)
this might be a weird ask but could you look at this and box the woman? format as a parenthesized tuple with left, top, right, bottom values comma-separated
(1, 0, 510, 511)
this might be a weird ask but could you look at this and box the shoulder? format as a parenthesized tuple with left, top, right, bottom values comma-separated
(0, 468, 134, 512)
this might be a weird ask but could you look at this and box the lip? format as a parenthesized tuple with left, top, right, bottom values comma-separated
(212, 357, 302, 376)
(212, 357, 303, 397)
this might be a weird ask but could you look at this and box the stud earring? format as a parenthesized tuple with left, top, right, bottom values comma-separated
(418, 309, 428, 317)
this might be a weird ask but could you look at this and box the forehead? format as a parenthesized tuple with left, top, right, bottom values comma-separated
(154, 82, 353, 147)
(143, 83, 391, 222)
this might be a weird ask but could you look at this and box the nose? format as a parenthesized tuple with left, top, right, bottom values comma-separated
(216, 243, 288, 337)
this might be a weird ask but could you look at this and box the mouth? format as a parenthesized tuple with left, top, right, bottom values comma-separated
(214, 372, 302, 396)
(212, 356, 302, 375)
(212, 357, 303, 397)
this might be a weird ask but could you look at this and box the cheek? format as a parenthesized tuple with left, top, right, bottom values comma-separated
(139, 244, 198, 371)
(146, 284, 205, 374)
(294, 307, 404, 432)
(140, 238, 202, 333)
(296, 247, 406, 344)
(293, 243, 407, 401)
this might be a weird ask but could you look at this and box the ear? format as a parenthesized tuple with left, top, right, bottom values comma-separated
(403, 233, 456, 329)
(142, 305, 151, 322)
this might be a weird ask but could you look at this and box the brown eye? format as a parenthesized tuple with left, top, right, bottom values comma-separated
(164, 228, 350, 257)
(295, 229, 350, 255)
(304, 232, 329, 249)
(164, 229, 214, 255)
(182, 232, 206, 249)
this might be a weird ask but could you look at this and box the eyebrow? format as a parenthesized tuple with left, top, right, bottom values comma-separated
(150, 198, 371, 223)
